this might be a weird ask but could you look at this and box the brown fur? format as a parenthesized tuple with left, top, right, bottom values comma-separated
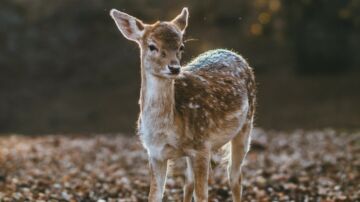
(110, 8, 256, 202)
(175, 66, 250, 146)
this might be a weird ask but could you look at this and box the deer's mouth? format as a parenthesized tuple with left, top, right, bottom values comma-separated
(151, 70, 180, 79)
(154, 68, 181, 79)
(167, 71, 180, 76)
(165, 72, 180, 79)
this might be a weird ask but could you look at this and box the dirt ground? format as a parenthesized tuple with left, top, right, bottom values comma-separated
(0, 129, 359, 202)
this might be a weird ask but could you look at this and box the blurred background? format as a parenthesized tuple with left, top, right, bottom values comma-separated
(0, 0, 359, 134)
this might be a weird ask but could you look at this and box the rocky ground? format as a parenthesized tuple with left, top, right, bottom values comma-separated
(0, 129, 359, 202)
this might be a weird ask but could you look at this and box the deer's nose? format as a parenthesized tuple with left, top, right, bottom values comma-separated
(168, 65, 180, 75)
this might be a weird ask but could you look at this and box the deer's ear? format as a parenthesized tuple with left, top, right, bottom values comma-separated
(171, 7, 189, 33)
(110, 9, 145, 43)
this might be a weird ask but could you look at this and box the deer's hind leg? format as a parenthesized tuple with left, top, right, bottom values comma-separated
(228, 122, 252, 202)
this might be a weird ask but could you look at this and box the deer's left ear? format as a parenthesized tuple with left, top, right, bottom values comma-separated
(110, 9, 145, 43)
(171, 7, 189, 33)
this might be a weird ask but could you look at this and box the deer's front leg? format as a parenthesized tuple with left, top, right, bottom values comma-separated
(190, 149, 210, 202)
(149, 158, 168, 202)
(183, 157, 194, 202)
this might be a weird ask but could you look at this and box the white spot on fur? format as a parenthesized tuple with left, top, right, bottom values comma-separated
(188, 102, 200, 109)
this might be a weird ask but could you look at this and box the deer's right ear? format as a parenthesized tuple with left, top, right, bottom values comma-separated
(110, 9, 145, 43)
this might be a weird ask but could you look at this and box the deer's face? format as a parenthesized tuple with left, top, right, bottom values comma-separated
(110, 8, 189, 79)
(142, 23, 184, 78)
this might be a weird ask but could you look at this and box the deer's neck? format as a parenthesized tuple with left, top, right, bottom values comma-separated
(140, 62, 175, 125)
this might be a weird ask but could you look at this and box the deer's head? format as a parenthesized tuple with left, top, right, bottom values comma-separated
(110, 8, 189, 79)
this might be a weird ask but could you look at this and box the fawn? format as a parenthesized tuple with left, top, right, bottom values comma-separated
(110, 7, 256, 202)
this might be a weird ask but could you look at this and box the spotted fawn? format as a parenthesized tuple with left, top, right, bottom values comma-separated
(110, 7, 256, 202)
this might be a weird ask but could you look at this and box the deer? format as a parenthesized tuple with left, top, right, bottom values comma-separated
(110, 7, 256, 202)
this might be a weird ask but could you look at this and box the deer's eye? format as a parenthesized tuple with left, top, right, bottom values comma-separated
(148, 44, 158, 51)
(179, 44, 185, 52)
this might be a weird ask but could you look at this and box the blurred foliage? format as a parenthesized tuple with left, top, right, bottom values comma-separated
(284, 0, 360, 73)
(0, 0, 359, 133)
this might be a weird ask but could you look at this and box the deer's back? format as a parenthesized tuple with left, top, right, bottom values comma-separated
(175, 49, 255, 146)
